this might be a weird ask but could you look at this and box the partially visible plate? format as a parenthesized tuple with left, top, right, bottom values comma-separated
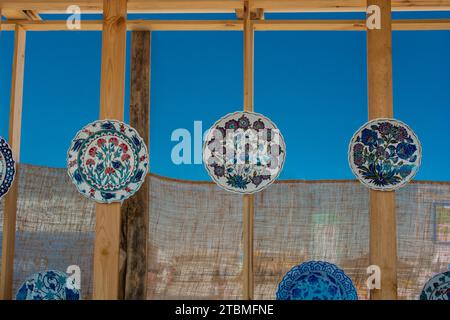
(16, 270, 80, 300)
(67, 120, 149, 203)
(203, 111, 286, 194)
(420, 270, 450, 300)
(348, 118, 421, 191)
(0, 137, 16, 200)
(276, 261, 358, 300)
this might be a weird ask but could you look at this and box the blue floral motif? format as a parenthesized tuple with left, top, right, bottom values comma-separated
(276, 261, 357, 300)
(0, 137, 16, 200)
(349, 119, 421, 191)
(420, 271, 450, 300)
(67, 120, 149, 203)
(16, 270, 80, 300)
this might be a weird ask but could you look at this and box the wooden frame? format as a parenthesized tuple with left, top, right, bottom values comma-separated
(0, 0, 448, 301)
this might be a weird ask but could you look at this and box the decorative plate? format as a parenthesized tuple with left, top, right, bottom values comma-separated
(203, 111, 286, 194)
(67, 120, 149, 203)
(420, 271, 450, 300)
(16, 270, 80, 300)
(0, 136, 16, 200)
(348, 118, 421, 191)
(276, 261, 358, 300)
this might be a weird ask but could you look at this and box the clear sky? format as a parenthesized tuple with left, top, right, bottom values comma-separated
(1, 11, 450, 181)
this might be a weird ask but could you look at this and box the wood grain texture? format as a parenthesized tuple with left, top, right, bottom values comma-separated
(367, 0, 397, 300)
(0, 25, 26, 300)
(242, 0, 255, 301)
(3, 19, 450, 31)
(93, 0, 127, 300)
(119, 31, 150, 300)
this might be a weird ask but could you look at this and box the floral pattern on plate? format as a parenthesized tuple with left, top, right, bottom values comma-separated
(348, 118, 421, 191)
(420, 270, 450, 300)
(276, 261, 358, 300)
(16, 270, 80, 300)
(203, 111, 285, 194)
(0, 137, 16, 200)
(67, 120, 149, 203)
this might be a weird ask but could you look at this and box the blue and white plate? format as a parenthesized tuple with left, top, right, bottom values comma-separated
(67, 120, 149, 203)
(16, 270, 80, 300)
(420, 271, 450, 300)
(348, 118, 421, 191)
(276, 261, 358, 300)
(0, 136, 16, 200)
(203, 111, 286, 194)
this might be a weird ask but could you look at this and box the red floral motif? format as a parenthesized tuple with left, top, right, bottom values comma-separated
(125, 186, 132, 192)
(89, 188, 95, 196)
(120, 124, 126, 133)
(105, 167, 115, 175)
(97, 138, 107, 147)
(139, 155, 147, 162)
(109, 137, 119, 146)
(86, 159, 95, 166)
(88, 147, 97, 157)
(119, 143, 128, 153)
(121, 153, 130, 161)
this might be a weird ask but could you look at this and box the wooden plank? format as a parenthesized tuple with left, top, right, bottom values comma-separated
(93, 0, 127, 300)
(119, 31, 151, 300)
(367, 0, 397, 300)
(0, 25, 26, 300)
(1, 0, 450, 13)
(3, 19, 450, 32)
(242, 0, 255, 301)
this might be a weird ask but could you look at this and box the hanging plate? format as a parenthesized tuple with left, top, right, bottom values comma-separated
(203, 111, 286, 194)
(276, 261, 358, 300)
(420, 271, 450, 300)
(348, 118, 421, 191)
(16, 270, 80, 300)
(0, 136, 16, 200)
(67, 120, 149, 203)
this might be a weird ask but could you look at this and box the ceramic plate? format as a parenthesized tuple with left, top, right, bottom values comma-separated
(348, 118, 421, 191)
(276, 261, 358, 300)
(16, 270, 80, 300)
(203, 111, 285, 194)
(420, 271, 450, 300)
(0, 137, 16, 200)
(67, 120, 149, 203)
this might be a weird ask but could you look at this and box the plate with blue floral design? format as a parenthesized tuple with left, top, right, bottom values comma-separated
(0, 136, 16, 200)
(420, 270, 450, 300)
(16, 270, 80, 300)
(203, 111, 286, 194)
(348, 118, 421, 191)
(276, 261, 358, 300)
(67, 120, 149, 203)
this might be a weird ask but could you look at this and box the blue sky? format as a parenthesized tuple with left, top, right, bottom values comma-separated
(1, 11, 450, 181)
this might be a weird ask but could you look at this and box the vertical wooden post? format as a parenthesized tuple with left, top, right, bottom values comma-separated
(0, 25, 26, 300)
(367, 0, 397, 300)
(93, 0, 127, 300)
(119, 31, 150, 300)
(242, 0, 254, 301)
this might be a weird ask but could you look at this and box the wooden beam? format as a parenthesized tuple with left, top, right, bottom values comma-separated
(3, 19, 450, 32)
(119, 31, 151, 300)
(367, 0, 397, 300)
(1, 0, 450, 13)
(93, 0, 127, 300)
(0, 25, 26, 300)
(2, 9, 41, 20)
(242, 0, 255, 301)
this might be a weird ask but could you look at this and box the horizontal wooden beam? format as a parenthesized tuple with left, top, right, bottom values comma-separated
(1, 0, 450, 13)
(2, 19, 450, 31)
